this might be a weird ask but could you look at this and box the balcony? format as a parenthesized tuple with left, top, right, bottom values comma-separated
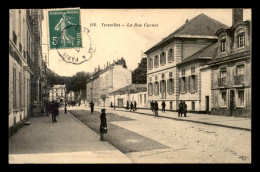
(218, 77, 227, 87)
(234, 75, 245, 85)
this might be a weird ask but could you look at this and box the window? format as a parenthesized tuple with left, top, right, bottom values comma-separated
(19, 72, 22, 107)
(190, 75, 197, 92)
(149, 57, 153, 69)
(236, 64, 245, 76)
(192, 101, 195, 111)
(144, 94, 146, 103)
(181, 69, 185, 76)
(220, 90, 227, 107)
(191, 66, 195, 74)
(168, 48, 174, 62)
(237, 90, 245, 106)
(238, 33, 245, 48)
(13, 67, 17, 107)
(167, 78, 174, 94)
(155, 75, 158, 81)
(181, 77, 187, 93)
(149, 77, 152, 82)
(13, 31, 17, 45)
(234, 64, 245, 85)
(140, 94, 142, 104)
(220, 38, 226, 53)
(160, 52, 166, 65)
(154, 82, 159, 96)
(162, 73, 165, 79)
(219, 67, 227, 86)
(154, 55, 159, 67)
(169, 72, 172, 78)
(148, 83, 153, 96)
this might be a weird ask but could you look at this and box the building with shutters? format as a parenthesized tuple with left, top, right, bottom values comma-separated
(9, 9, 47, 132)
(176, 43, 218, 113)
(208, 9, 251, 117)
(145, 13, 228, 112)
(86, 64, 132, 107)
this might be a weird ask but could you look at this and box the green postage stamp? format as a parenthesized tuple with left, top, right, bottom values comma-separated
(48, 9, 82, 49)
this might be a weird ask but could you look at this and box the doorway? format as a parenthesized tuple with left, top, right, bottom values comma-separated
(230, 90, 235, 116)
(118, 99, 123, 108)
(205, 96, 209, 114)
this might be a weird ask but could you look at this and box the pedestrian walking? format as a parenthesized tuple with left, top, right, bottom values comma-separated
(178, 100, 183, 117)
(55, 102, 59, 116)
(41, 107, 45, 116)
(183, 101, 187, 117)
(134, 101, 137, 111)
(126, 101, 129, 110)
(51, 101, 57, 123)
(150, 101, 155, 116)
(90, 101, 94, 114)
(161, 100, 166, 113)
(154, 101, 159, 118)
(110, 102, 113, 108)
(130, 102, 134, 112)
(100, 109, 107, 141)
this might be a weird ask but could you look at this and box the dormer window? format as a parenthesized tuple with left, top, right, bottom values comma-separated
(220, 38, 226, 53)
(238, 33, 245, 48)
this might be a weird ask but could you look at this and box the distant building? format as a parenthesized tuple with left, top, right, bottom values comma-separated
(49, 84, 66, 103)
(66, 91, 75, 103)
(208, 9, 251, 117)
(109, 84, 147, 108)
(145, 13, 228, 112)
(86, 64, 132, 107)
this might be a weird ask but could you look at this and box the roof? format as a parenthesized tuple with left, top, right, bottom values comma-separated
(109, 84, 147, 95)
(145, 13, 228, 54)
(177, 42, 218, 66)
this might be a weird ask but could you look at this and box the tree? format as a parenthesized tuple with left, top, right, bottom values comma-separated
(132, 57, 147, 84)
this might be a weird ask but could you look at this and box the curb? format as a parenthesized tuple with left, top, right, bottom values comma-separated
(113, 108, 251, 131)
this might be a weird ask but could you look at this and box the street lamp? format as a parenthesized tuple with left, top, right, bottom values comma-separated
(64, 88, 67, 114)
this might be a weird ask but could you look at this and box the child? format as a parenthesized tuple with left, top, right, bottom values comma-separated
(100, 109, 107, 141)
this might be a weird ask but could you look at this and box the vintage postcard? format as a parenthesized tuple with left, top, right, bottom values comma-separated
(9, 8, 251, 164)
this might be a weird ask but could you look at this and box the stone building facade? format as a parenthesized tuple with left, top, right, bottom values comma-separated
(49, 84, 66, 103)
(208, 10, 251, 117)
(86, 64, 132, 107)
(145, 13, 228, 112)
(9, 9, 46, 130)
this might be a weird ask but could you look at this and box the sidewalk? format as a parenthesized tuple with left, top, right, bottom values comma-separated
(8, 109, 132, 164)
(90, 106, 251, 131)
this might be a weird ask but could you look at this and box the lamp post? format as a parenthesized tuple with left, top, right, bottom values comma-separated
(64, 88, 67, 114)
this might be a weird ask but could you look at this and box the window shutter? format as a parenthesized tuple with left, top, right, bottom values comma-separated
(185, 77, 188, 92)
(172, 79, 174, 94)
(179, 78, 181, 94)
(167, 79, 169, 93)
(188, 76, 190, 92)
(194, 75, 198, 91)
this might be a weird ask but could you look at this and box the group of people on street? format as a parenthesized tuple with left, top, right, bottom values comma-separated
(150, 100, 159, 118)
(49, 101, 60, 123)
(126, 101, 137, 112)
(178, 100, 187, 117)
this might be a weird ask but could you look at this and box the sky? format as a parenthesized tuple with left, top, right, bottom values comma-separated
(42, 8, 251, 76)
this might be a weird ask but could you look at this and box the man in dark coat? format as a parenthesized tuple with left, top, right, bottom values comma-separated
(100, 109, 107, 141)
(51, 101, 57, 123)
(183, 101, 187, 117)
(178, 100, 183, 117)
(130, 102, 134, 112)
(150, 101, 154, 115)
(134, 101, 137, 111)
(90, 101, 94, 114)
(126, 101, 129, 110)
(161, 100, 166, 113)
(154, 101, 159, 118)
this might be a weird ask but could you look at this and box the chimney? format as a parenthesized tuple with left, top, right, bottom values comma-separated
(185, 19, 189, 23)
(232, 8, 243, 26)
